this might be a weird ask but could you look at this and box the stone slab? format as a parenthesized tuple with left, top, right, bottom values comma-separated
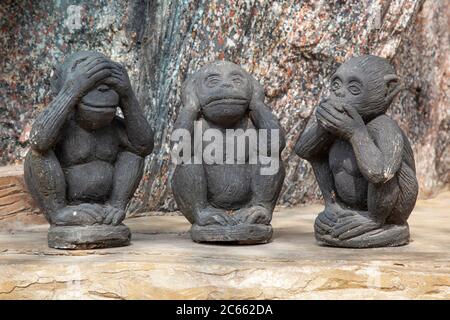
(0, 165, 45, 229)
(0, 191, 449, 299)
(191, 223, 273, 244)
(48, 225, 131, 250)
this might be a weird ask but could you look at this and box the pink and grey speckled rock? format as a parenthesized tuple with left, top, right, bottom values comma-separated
(1, 0, 449, 215)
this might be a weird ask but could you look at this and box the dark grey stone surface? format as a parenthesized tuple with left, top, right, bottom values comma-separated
(172, 61, 285, 244)
(48, 224, 131, 250)
(295, 55, 418, 248)
(23, 51, 154, 249)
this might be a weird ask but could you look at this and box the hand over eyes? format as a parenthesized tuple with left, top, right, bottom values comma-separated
(103, 62, 133, 98)
(63, 56, 114, 97)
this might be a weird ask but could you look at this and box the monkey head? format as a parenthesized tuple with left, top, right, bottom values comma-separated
(328, 55, 402, 121)
(51, 51, 119, 130)
(190, 61, 253, 127)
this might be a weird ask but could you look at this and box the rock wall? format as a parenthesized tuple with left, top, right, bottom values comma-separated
(1, 0, 448, 214)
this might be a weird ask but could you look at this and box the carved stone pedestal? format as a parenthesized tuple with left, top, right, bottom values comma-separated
(48, 224, 131, 250)
(191, 224, 272, 245)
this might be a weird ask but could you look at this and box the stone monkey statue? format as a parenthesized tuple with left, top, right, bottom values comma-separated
(24, 51, 154, 249)
(171, 61, 286, 244)
(295, 55, 418, 248)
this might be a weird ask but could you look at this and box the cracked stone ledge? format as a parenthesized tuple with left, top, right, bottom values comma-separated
(0, 191, 449, 299)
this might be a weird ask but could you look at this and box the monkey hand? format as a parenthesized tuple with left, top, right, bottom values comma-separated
(195, 207, 237, 226)
(234, 206, 271, 225)
(63, 56, 114, 99)
(316, 100, 365, 140)
(104, 62, 133, 99)
(181, 76, 201, 116)
(102, 205, 126, 226)
(250, 78, 265, 110)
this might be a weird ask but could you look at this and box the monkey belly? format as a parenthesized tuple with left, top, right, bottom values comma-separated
(64, 160, 114, 203)
(330, 139, 368, 209)
(333, 171, 368, 208)
(204, 164, 252, 210)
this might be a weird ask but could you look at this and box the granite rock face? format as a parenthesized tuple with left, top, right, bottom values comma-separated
(1, 0, 448, 214)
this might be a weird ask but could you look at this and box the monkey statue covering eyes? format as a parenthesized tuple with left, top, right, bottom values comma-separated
(24, 51, 154, 249)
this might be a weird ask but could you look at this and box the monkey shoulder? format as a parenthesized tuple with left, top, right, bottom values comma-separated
(295, 120, 334, 159)
(365, 115, 406, 177)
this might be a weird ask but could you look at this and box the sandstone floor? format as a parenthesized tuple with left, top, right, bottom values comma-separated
(0, 192, 449, 299)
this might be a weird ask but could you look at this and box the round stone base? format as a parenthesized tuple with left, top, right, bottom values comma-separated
(191, 223, 273, 244)
(316, 224, 410, 248)
(48, 224, 131, 250)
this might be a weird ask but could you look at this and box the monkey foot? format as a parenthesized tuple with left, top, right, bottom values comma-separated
(48, 224, 131, 250)
(315, 222, 410, 248)
(190, 223, 273, 245)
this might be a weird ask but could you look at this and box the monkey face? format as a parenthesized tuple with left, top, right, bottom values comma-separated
(77, 84, 119, 130)
(327, 55, 399, 120)
(329, 66, 370, 114)
(196, 62, 252, 127)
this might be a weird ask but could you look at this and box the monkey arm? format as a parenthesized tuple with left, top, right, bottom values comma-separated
(295, 115, 338, 206)
(350, 115, 404, 184)
(295, 118, 335, 160)
(119, 91, 154, 157)
(309, 157, 339, 207)
(173, 106, 198, 135)
(174, 75, 200, 136)
(29, 86, 79, 152)
(249, 101, 286, 153)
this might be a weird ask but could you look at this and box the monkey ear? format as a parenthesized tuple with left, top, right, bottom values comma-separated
(50, 65, 63, 95)
(384, 74, 403, 104)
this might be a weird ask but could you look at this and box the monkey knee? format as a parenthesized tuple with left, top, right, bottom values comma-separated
(173, 159, 205, 179)
(117, 150, 143, 162)
(24, 149, 66, 214)
(390, 164, 418, 224)
(255, 154, 284, 178)
(172, 161, 207, 197)
(24, 149, 65, 188)
(115, 151, 144, 176)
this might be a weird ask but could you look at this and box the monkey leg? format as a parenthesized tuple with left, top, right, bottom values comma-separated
(318, 170, 414, 248)
(24, 149, 66, 223)
(171, 161, 236, 226)
(110, 151, 145, 209)
(386, 161, 418, 225)
(24, 150, 107, 226)
(234, 156, 285, 225)
(101, 151, 145, 225)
